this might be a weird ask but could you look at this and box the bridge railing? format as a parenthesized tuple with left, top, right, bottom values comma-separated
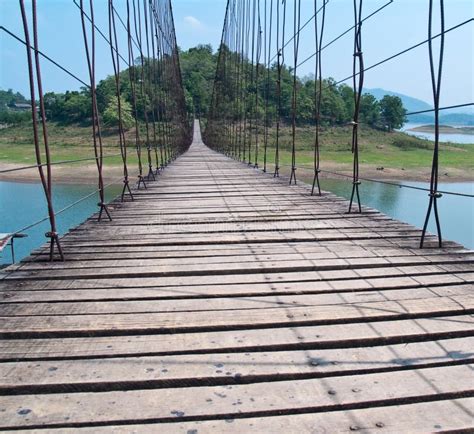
(204, 0, 473, 249)
(0, 0, 192, 262)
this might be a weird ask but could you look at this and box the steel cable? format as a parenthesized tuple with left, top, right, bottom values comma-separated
(108, 0, 134, 202)
(348, 0, 364, 214)
(311, 0, 326, 196)
(420, 0, 445, 248)
(79, 0, 112, 222)
(19, 0, 64, 261)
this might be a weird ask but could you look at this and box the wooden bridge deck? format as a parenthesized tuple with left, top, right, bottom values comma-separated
(1, 122, 473, 432)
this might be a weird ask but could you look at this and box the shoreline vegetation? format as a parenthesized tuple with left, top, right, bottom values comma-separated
(1, 44, 473, 185)
(408, 124, 474, 135)
(1, 121, 473, 184)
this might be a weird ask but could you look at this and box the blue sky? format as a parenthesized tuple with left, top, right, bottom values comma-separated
(1, 0, 473, 109)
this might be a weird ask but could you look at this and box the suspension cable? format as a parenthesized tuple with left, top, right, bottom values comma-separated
(348, 0, 364, 214)
(289, 0, 302, 185)
(311, 0, 326, 196)
(420, 0, 445, 248)
(19, 0, 64, 261)
(79, 0, 112, 222)
(108, 0, 133, 202)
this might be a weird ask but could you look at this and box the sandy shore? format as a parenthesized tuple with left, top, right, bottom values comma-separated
(408, 125, 474, 135)
(0, 163, 126, 185)
(1, 161, 472, 184)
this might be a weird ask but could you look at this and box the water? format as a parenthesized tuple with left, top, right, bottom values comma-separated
(401, 123, 474, 145)
(0, 181, 122, 265)
(1, 178, 473, 265)
(319, 178, 474, 249)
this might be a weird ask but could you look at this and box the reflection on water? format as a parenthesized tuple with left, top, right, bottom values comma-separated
(321, 178, 474, 249)
(0, 181, 122, 264)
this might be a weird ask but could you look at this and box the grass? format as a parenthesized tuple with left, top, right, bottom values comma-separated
(1, 121, 473, 179)
(232, 124, 474, 177)
(0, 122, 158, 167)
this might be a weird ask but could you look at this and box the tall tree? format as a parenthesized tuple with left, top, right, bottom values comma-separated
(380, 95, 406, 131)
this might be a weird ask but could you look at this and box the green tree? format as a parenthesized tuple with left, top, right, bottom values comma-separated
(359, 93, 380, 126)
(379, 95, 406, 131)
(103, 97, 134, 130)
(180, 44, 217, 117)
(62, 91, 91, 123)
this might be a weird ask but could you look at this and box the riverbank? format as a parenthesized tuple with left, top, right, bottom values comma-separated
(0, 163, 125, 184)
(1, 122, 473, 183)
(1, 159, 472, 183)
(408, 125, 474, 135)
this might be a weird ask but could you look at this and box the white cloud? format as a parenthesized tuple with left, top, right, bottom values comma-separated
(183, 16, 205, 30)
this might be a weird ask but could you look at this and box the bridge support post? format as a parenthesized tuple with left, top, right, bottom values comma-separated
(121, 179, 134, 202)
(348, 181, 362, 213)
(45, 231, 64, 262)
(97, 203, 112, 222)
(312, 169, 321, 196)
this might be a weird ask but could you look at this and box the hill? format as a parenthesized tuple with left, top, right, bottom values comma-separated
(363, 87, 474, 126)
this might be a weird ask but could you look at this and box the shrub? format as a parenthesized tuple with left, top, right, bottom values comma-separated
(392, 135, 433, 150)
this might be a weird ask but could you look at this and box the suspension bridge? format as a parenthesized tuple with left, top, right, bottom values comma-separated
(1, 0, 473, 432)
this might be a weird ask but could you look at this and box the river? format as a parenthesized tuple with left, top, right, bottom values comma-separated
(401, 123, 474, 145)
(1, 178, 472, 265)
(0, 181, 122, 265)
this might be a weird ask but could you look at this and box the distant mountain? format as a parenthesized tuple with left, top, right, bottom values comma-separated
(363, 87, 432, 113)
(438, 113, 474, 126)
(363, 87, 474, 126)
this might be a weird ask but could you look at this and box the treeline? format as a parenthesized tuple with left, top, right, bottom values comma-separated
(0, 89, 31, 123)
(212, 45, 406, 131)
(1, 54, 188, 130)
(1, 44, 406, 131)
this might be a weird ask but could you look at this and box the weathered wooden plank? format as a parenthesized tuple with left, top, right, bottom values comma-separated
(0, 365, 471, 429)
(11, 252, 474, 274)
(2, 267, 472, 293)
(47, 398, 473, 433)
(0, 295, 472, 338)
(1, 285, 472, 316)
(1, 314, 471, 361)
(1, 338, 473, 393)
(1, 121, 472, 432)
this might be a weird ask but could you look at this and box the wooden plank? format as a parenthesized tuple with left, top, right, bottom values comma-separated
(1, 285, 473, 316)
(0, 365, 472, 429)
(5, 259, 474, 282)
(2, 268, 472, 293)
(1, 314, 471, 361)
(10, 253, 473, 275)
(1, 338, 473, 392)
(50, 398, 473, 433)
(0, 295, 472, 338)
(1, 121, 472, 432)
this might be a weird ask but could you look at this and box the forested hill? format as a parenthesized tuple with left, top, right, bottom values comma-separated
(1, 44, 406, 131)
